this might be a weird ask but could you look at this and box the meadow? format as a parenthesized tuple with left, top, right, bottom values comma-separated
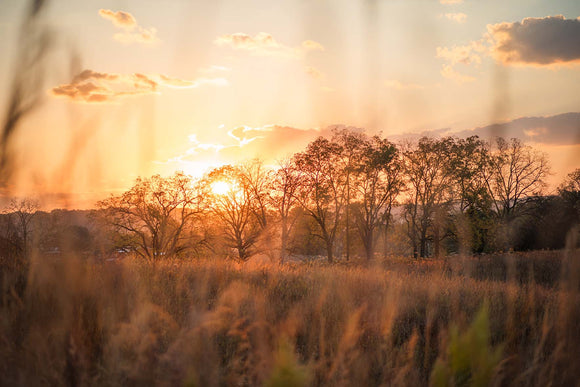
(1, 249, 579, 386)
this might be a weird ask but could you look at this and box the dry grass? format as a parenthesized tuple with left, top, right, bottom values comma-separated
(1, 250, 579, 386)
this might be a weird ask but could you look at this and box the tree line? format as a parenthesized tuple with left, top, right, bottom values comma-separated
(2, 129, 579, 264)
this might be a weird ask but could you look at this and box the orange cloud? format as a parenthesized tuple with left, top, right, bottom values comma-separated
(384, 79, 425, 90)
(98, 9, 136, 29)
(163, 124, 345, 174)
(436, 41, 486, 66)
(445, 13, 467, 24)
(51, 70, 227, 103)
(214, 32, 324, 58)
(99, 9, 159, 44)
(440, 64, 475, 83)
(487, 15, 580, 66)
(301, 40, 325, 52)
(305, 66, 325, 80)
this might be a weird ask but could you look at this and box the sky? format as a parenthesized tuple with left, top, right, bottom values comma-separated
(0, 0, 579, 208)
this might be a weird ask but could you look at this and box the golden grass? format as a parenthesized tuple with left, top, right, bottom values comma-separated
(0, 250, 579, 386)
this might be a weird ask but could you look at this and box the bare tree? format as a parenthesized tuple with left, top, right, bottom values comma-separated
(5, 197, 40, 257)
(293, 137, 346, 263)
(96, 172, 204, 262)
(483, 137, 550, 220)
(205, 163, 271, 261)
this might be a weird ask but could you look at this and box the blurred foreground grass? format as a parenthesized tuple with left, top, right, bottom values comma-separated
(1, 250, 579, 386)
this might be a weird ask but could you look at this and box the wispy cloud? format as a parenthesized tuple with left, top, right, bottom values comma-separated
(445, 12, 467, 23)
(163, 124, 342, 171)
(199, 65, 231, 75)
(305, 66, 326, 80)
(454, 112, 580, 145)
(214, 32, 324, 59)
(99, 9, 160, 45)
(98, 9, 136, 29)
(51, 69, 227, 103)
(436, 41, 485, 66)
(384, 79, 425, 90)
(440, 64, 475, 83)
(392, 112, 580, 146)
(436, 41, 484, 83)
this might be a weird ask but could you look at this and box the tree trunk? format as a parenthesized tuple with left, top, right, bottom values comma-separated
(325, 237, 334, 263)
(420, 231, 427, 258)
(345, 173, 350, 261)
(434, 225, 440, 258)
(365, 228, 374, 261)
(383, 216, 391, 259)
(280, 217, 288, 264)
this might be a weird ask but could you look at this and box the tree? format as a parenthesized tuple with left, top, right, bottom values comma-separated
(351, 136, 402, 260)
(558, 168, 580, 240)
(271, 159, 300, 263)
(403, 137, 456, 258)
(5, 197, 39, 257)
(448, 136, 495, 254)
(483, 137, 550, 220)
(558, 168, 580, 219)
(293, 137, 346, 263)
(96, 172, 204, 262)
(332, 128, 366, 261)
(205, 162, 271, 261)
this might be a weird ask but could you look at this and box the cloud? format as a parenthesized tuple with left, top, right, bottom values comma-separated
(384, 79, 425, 90)
(199, 65, 231, 74)
(436, 41, 485, 66)
(487, 15, 580, 66)
(394, 112, 580, 146)
(445, 13, 467, 23)
(453, 112, 580, 145)
(305, 66, 326, 80)
(159, 75, 229, 89)
(51, 69, 227, 103)
(440, 64, 475, 83)
(164, 124, 354, 171)
(301, 40, 325, 52)
(99, 9, 159, 44)
(214, 32, 324, 58)
(436, 15, 580, 82)
(98, 9, 136, 30)
(440, 0, 463, 4)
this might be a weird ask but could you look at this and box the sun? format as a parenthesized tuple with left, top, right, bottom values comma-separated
(211, 180, 231, 195)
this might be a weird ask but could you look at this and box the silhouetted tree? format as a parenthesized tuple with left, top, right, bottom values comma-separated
(558, 168, 580, 221)
(403, 137, 455, 258)
(96, 172, 204, 262)
(448, 136, 495, 253)
(332, 128, 366, 261)
(271, 159, 300, 263)
(5, 197, 39, 257)
(483, 137, 550, 220)
(205, 163, 271, 261)
(351, 135, 402, 260)
(293, 137, 346, 263)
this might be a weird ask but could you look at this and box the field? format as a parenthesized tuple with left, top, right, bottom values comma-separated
(1, 250, 579, 386)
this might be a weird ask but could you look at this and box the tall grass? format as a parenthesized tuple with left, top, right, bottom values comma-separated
(1, 249, 579, 386)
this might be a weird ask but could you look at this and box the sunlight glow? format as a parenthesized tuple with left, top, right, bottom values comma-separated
(211, 181, 231, 195)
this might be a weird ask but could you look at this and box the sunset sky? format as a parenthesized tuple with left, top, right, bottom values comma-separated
(0, 0, 579, 208)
